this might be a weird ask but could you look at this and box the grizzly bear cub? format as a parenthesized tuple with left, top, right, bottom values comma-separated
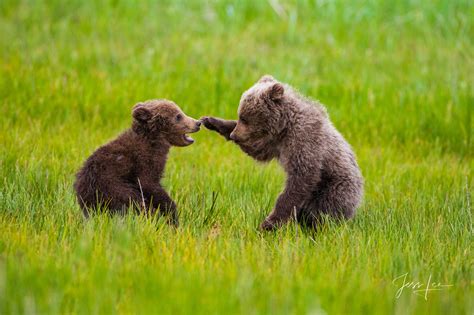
(74, 99, 201, 225)
(202, 75, 363, 230)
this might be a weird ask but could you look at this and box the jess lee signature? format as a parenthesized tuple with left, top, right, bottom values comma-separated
(392, 273, 453, 300)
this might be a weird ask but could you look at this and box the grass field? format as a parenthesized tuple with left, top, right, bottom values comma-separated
(0, 0, 473, 314)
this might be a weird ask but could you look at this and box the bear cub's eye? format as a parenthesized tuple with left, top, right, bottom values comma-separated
(240, 117, 248, 124)
(176, 114, 182, 122)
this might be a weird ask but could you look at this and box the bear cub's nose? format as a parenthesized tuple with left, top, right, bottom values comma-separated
(196, 121, 202, 127)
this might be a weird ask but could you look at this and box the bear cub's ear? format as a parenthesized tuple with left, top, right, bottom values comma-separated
(258, 75, 276, 83)
(266, 82, 284, 101)
(132, 103, 152, 122)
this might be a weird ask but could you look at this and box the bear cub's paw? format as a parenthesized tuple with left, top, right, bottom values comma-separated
(200, 117, 220, 132)
(200, 116, 236, 140)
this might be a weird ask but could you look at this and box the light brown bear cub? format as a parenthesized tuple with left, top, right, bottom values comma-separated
(202, 75, 363, 230)
(74, 99, 201, 225)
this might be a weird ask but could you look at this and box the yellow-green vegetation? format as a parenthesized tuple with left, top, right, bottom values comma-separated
(0, 1, 472, 314)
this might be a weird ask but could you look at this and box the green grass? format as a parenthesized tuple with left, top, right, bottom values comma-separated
(0, 0, 473, 314)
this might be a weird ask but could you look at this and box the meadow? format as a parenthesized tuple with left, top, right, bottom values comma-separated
(0, 0, 472, 314)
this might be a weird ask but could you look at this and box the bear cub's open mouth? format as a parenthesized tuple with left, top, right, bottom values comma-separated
(182, 125, 200, 144)
(183, 134, 195, 144)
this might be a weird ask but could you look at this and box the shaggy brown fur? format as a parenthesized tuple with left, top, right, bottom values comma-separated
(74, 99, 201, 225)
(202, 75, 363, 230)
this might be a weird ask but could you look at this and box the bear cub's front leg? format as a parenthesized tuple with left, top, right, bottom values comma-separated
(146, 187, 179, 227)
(259, 177, 309, 231)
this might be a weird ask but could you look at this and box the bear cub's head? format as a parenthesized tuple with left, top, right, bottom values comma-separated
(230, 75, 288, 161)
(132, 99, 201, 146)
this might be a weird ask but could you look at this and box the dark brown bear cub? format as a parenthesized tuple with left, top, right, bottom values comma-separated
(202, 75, 363, 230)
(74, 99, 201, 225)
